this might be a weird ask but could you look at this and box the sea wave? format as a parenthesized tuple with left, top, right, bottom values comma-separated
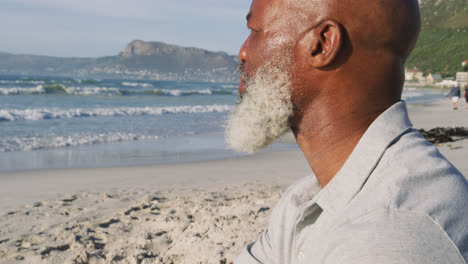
(72, 87, 121, 96)
(0, 85, 82, 95)
(73, 79, 102, 85)
(0, 85, 236, 96)
(122, 81, 152, 87)
(221, 84, 238, 89)
(149, 88, 236, 96)
(0, 104, 233, 122)
(0, 133, 158, 152)
(0, 80, 45, 85)
(0, 86, 46, 95)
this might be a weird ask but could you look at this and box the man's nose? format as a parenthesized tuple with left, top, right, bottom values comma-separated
(238, 40, 248, 63)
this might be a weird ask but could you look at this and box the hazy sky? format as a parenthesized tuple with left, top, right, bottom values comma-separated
(0, 0, 252, 57)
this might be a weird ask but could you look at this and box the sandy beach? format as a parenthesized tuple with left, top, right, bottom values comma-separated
(1, 97, 468, 264)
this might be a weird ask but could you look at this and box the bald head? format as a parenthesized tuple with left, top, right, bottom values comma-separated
(288, 0, 421, 61)
(337, 0, 420, 61)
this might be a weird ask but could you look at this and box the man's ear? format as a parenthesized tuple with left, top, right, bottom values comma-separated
(297, 20, 343, 69)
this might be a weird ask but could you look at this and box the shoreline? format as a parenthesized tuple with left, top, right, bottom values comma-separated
(0, 149, 310, 214)
(2, 97, 468, 212)
(0, 130, 300, 174)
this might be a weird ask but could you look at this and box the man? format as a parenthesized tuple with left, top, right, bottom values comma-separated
(464, 84, 468, 109)
(226, 0, 468, 263)
(450, 84, 461, 110)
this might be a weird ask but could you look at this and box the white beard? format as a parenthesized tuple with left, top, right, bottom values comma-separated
(226, 63, 294, 153)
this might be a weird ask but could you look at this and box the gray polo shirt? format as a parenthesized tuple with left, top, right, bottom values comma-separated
(235, 101, 468, 264)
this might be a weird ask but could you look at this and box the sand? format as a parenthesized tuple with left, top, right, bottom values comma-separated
(408, 98, 468, 173)
(0, 151, 309, 264)
(0, 184, 284, 264)
(1, 97, 467, 264)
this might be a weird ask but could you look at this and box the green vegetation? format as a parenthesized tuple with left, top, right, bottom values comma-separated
(406, 0, 468, 77)
(419, 0, 468, 30)
(407, 29, 468, 76)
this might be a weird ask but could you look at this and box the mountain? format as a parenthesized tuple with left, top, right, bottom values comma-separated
(0, 53, 96, 75)
(406, 0, 468, 76)
(115, 40, 238, 74)
(0, 41, 239, 82)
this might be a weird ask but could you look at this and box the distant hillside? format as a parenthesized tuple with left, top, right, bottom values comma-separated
(115, 40, 238, 74)
(0, 53, 95, 74)
(0, 41, 239, 82)
(406, 0, 468, 76)
(420, 0, 468, 29)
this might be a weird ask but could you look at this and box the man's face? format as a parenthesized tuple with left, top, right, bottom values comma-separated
(226, 0, 297, 153)
(237, 0, 297, 94)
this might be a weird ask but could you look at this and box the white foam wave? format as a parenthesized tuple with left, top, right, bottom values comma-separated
(156, 89, 213, 96)
(0, 133, 158, 152)
(122, 82, 152, 87)
(0, 85, 238, 97)
(152, 88, 236, 96)
(73, 87, 121, 96)
(221, 84, 237, 89)
(0, 104, 233, 122)
(0, 85, 45, 95)
(0, 85, 121, 96)
(0, 80, 45, 85)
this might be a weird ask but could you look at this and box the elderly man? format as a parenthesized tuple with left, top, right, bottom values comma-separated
(226, 0, 468, 263)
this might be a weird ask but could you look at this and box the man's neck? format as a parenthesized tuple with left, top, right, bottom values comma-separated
(292, 101, 389, 187)
(290, 50, 404, 187)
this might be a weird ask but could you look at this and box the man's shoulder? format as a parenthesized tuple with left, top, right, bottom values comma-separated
(375, 129, 468, 211)
(345, 129, 468, 262)
(362, 128, 468, 208)
(324, 208, 467, 264)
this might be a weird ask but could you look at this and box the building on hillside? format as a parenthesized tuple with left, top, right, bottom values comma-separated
(456, 72, 468, 87)
(405, 69, 424, 82)
(426, 73, 443, 84)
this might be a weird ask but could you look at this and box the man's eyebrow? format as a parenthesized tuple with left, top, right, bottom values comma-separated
(246, 12, 252, 22)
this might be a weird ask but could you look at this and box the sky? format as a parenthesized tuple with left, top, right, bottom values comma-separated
(0, 0, 252, 57)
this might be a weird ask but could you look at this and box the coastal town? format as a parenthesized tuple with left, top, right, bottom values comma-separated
(405, 60, 468, 88)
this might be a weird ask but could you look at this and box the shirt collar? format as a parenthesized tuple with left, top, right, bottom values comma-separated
(312, 101, 413, 214)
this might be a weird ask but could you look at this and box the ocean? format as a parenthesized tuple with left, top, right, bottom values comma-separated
(0, 75, 445, 172)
